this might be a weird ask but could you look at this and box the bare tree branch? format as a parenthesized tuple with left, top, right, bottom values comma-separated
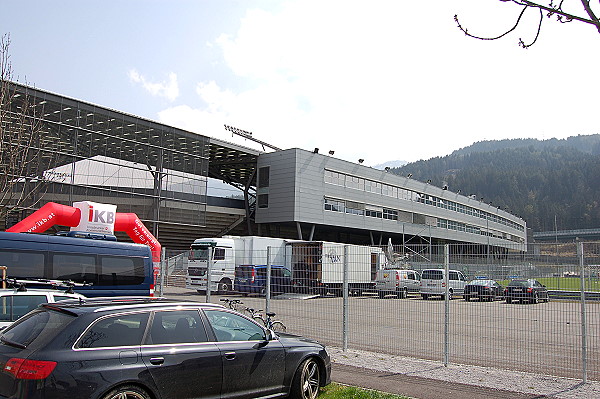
(0, 33, 59, 223)
(456, 0, 600, 47)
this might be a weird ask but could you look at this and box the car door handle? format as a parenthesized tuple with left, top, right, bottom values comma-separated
(224, 352, 236, 360)
(149, 357, 165, 365)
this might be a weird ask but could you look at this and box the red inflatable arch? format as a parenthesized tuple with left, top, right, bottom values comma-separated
(6, 202, 162, 263)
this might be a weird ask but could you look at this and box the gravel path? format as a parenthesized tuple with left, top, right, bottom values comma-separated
(329, 346, 600, 398)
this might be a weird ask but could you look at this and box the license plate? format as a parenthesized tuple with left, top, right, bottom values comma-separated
(512, 288, 522, 292)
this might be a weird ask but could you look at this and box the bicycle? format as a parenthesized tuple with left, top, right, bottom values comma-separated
(243, 307, 269, 326)
(254, 311, 286, 333)
(219, 298, 243, 311)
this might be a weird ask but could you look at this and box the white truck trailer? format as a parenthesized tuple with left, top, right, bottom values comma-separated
(285, 240, 387, 295)
(185, 235, 287, 293)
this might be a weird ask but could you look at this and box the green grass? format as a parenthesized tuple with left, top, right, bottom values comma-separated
(318, 383, 413, 399)
(499, 277, 600, 291)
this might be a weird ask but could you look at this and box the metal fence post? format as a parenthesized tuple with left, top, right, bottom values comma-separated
(444, 244, 450, 367)
(266, 246, 272, 314)
(579, 242, 588, 384)
(342, 245, 349, 352)
(159, 247, 166, 297)
(206, 246, 213, 303)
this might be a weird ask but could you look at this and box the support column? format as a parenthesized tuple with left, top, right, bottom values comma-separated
(296, 222, 303, 240)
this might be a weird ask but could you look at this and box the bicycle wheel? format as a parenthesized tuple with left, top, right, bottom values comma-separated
(253, 315, 266, 326)
(270, 321, 286, 333)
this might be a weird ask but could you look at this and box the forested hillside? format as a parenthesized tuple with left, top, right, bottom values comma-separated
(391, 135, 600, 232)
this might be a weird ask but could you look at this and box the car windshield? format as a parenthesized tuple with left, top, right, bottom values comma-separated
(421, 270, 443, 280)
(1, 308, 75, 349)
(508, 280, 529, 287)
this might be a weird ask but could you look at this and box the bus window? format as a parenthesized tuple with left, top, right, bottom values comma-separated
(0, 250, 45, 278)
(53, 253, 97, 284)
(99, 256, 145, 286)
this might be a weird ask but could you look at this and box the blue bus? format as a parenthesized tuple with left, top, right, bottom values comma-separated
(0, 231, 154, 297)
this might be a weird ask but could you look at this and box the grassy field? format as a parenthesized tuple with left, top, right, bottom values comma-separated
(318, 383, 412, 399)
(498, 277, 600, 291)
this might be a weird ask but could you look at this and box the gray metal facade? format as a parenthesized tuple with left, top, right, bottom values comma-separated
(256, 148, 527, 250)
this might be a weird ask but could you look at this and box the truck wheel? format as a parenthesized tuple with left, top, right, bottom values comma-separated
(218, 279, 232, 294)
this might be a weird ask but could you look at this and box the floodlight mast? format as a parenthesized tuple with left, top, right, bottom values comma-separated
(224, 125, 282, 152)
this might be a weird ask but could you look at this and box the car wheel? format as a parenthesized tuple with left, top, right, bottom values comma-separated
(401, 288, 408, 299)
(506, 298, 512, 304)
(378, 291, 386, 299)
(421, 294, 429, 300)
(290, 357, 321, 399)
(532, 293, 539, 304)
(464, 296, 470, 302)
(102, 385, 151, 399)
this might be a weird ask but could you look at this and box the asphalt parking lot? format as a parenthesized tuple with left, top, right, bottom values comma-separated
(165, 287, 599, 381)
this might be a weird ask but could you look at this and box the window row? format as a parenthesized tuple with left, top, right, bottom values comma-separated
(324, 169, 524, 232)
(324, 198, 524, 243)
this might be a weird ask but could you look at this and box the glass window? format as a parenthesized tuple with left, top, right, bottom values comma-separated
(205, 310, 266, 342)
(53, 253, 96, 283)
(214, 247, 226, 260)
(98, 256, 145, 286)
(146, 310, 207, 345)
(2, 309, 76, 349)
(52, 295, 76, 302)
(78, 312, 149, 348)
(324, 170, 344, 186)
(422, 270, 443, 280)
(258, 166, 270, 188)
(0, 250, 45, 279)
(383, 208, 398, 220)
(10, 295, 47, 320)
(0, 295, 47, 322)
(324, 198, 344, 212)
(257, 194, 269, 208)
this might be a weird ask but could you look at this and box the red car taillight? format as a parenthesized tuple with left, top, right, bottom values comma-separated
(251, 269, 256, 283)
(527, 287, 533, 293)
(3, 358, 57, 380)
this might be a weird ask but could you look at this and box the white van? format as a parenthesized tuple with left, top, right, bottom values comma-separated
(420, 269, 467, 299)
(375, 269, 420, 298)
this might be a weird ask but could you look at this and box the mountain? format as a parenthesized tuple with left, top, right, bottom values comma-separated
(373, 160, 408, 170)
(389, 135, 600, 232)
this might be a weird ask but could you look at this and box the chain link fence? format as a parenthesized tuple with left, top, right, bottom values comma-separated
(156, 241, 600, 382)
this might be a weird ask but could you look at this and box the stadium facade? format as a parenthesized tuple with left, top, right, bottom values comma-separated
(2, 82, 526, 253)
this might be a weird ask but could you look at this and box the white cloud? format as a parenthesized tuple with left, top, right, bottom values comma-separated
(161, 0, 600, 163)
(128, 69, 179, 102)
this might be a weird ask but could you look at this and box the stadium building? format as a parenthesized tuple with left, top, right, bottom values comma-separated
(2, 82, 526, 254)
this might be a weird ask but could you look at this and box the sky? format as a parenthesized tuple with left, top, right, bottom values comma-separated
(2, 0, 599, 167)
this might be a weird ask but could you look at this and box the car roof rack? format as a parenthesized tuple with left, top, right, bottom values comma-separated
(1, 277, 92, 293)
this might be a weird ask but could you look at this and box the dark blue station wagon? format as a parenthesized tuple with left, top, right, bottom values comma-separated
(0, 297, 330, 399)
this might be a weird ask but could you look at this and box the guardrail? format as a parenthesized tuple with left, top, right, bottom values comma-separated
(549, 290, 600, 301)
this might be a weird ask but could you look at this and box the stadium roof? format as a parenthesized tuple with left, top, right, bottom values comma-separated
(4, 81, 261, 188)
